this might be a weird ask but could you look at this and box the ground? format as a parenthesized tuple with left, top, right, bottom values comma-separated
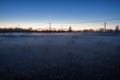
(0, 32, 120, 80)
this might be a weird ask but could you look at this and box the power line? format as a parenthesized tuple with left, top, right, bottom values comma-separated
(71, 18, 120, 24)
(54, 18, 120, 24)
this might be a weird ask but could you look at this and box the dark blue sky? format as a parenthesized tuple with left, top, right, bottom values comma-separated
(0, 0, 120, 29)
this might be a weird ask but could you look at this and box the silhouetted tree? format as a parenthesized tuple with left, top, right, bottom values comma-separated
(28, 27, 33, 31)
(98, 28, 104, 32)
(88, 29, 94, 32)
(68, 26, 72, 32)
(115, 25, 119, 32)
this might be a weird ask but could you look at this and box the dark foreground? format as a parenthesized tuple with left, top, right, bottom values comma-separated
(0, 33, 120, 80)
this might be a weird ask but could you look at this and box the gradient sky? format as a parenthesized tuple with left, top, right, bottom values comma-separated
(0, 0, 120, 30)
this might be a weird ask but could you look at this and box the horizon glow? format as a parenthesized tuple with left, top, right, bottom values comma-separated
(0, 0, 120, 30)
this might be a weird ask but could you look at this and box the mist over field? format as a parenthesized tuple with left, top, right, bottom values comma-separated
(0, 33, 120, 80)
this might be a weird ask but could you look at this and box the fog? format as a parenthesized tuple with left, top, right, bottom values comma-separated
(0, 33, 120, 80)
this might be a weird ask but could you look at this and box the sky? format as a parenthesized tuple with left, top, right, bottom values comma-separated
(0, 0, 120, 30)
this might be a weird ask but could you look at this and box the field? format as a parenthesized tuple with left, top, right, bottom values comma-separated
(0, 32, 120, 80)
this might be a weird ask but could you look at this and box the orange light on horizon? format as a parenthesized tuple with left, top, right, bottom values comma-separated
(0, 22, 119, 31)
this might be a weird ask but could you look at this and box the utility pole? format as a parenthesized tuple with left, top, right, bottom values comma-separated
(49, 22, 51, 31)
(61, 25, 63, 31)
(104, 22, 106, 32)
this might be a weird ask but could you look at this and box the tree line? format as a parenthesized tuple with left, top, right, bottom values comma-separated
(0, 25, 119, 33)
